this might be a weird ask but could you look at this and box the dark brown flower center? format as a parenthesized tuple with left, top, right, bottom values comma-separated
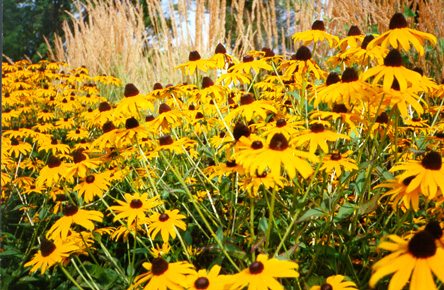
(64, 203, 79, 216)
(124, 83, 139, 97)
(320, 284, 333, 290)
(40, 240, 56, 257)
(86, 175, 95, 184)
(56, 194, 67, 201)
(425, 221, 443, 239)
(98, 102, 111, 112)
(62, 98, 68, 103)
(226, 160, 237, 167)
(73, 149, 87, 163)
(130, 199, 143, 209)
(215, 43, 227, 54)
(384, 49, 403, 67)
(376, 112, 389, 124)
(195, 112, 204, 119)
(389, 13, 408, 29)
(347, 25, 362, 36)
(311, 20, 325, 31)
(233, 123, 250, 141)
(159, 103, 172, 114)
(331, 153, 342, 160)
(311, 123, 325, 133)
(421, 151, 442, 170)
(189, 51, 201, 61)
(341, 68, 359, 83)
(332, 104, 348, 113)
(251, 141, 264, 149)
(202, 77, 214, 89)
(159, 213, 169, 222)
(326, 72, 341, 86)
(194, 277, 210, 289)
(153, 83, 163, 90)
(102, 121, 116, 133)
(240, 94, 255, 105)
(47, 156, 62, 168)
(158, 135, 174, 146)
(242, 55, 254, 63)
(151, 257, 169, 275)
(146, 115, 155, 122)
(125, 117, 139, 129)
(262, 47, 275, 57)
(408, 230, 436, 258)
(295, 46, 312, 61)
(51, 137, 58, 145)
(361, 35, 374, 49)
(435, 132, 444, 138)
(391, 79, 401, 91)
(269, 133, 289, 151)
(10, 137, 19, 146)
(413, 67, 424, 76)
(276, 119, 287, 127)
(412, 117, 421, 122)
(249, 261, 264, 274)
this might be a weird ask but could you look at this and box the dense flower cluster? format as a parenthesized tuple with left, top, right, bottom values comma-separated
(2, 12, 444, 290)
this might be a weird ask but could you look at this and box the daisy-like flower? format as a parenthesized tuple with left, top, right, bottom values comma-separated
(390, 151, 444, 200)
(342, 35, 388, 66)
(154, 135, 197, 155)
(36, 156, 70, 187)
(46, 204, 104, 240)
(115, 116, 150, 147)
(375, 175, 422, 212)
(187, 265, 232, 290)
(230, 254, 299, 290)
(368, 12, 437, 56)
(381, 79, 426, 119)
(131, 257, 196, 290)
(175, 50, 217, 76)
(309, 275, 357, 290)
(320, 151, 358, 177)
(279, 46, 325, 80)
(7, 137, 33, 157)
(66, 149, 102, 178)
(210, 43, 240, 69)
(292, 20, 339, 48)
(147, 209, 187, 242)
(114, 84, 154, 117)
(216, 63, 252, 86)
(369, 229, 444, 290)
(362, 49, 425, 92)
(337, 25, 365, 52)
(237, 133, 319, 180)
(38, 137, 70, 155)
(149, 103, 184, 133)
(224, 93, 277, 123)
(199, 76, 228, 103)
(228, 55, 272, 74)
(73, 172, 110, 203)
(292, 123, 350, 154)
(109, 193, 163, 226)
(239, 172, 285, 198)
(24, 239, 78, 274)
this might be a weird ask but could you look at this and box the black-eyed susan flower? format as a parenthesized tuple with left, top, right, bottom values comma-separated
(46, 204, 104, 240)
(36, 156, 70, 188)
(292, 123, 350, 154)
(381, 79, 426, 119)
(73, 172, 110, 203)
(147, 209, 187, 242)
(368, 12, 437, 56)
(225, 93, 277, 123)
(109, 193, 163, 226)
(238, 133, 319, 180)
(337, 25, 365, 52)
(362, 49, 425, 92)
(342, 34, 388, 66)
(391, 151, 444, 200)
(131, 257, 196, 290)
(375, 175, 422, 212)
(320, 151, 358, 177)
(210, 43, 240, 69)
(38, 137, 70, 155)
(66, 149, 102, 178)
(115, 116, 150, 147)
(154, 135, 197, 155)
(7, 137, 33, 157)
(369, 230, 444, 290)
(24, 239, 78, 274)
(230, 254, 299, 290)
(187, 265, 232, 290)
(292, 20, 339, 48)
(216, 63, 252, 86)
(113, 83, 154, 117)
(239, 172, 285, 198)
(309, 275, 357, 290)
(175, 50, 217, 76)
(280, 46, 325, 80)
(228, 55, 272, 74)
(149, 103, 184, 133)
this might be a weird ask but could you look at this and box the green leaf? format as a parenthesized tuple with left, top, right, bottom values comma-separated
(334, 203, 357, 222)
(358, 193, 380, 215)
(215, 227, 224, 242)
(296, 208, 327, 223)
(403, 5, 416, 17)
(376, 166, 394, 181)
(259, 216, 268, 233)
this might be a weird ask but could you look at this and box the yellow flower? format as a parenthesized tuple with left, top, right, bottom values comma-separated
(175, 51, 217, 75)
(228, 55, 272, 74)
(73, 172, 110, 203)
(46, 204, 104, 240)
(187, 265, 233, 290)
(320, 151, 358, 177)
(24, 239, 78, 274)
(109, 193, 163, 226)
(113, 84, 154, 117)
(292, 20, 339, 47)
(230, 254, 299, 290)
(224, 93, 277, 123)
(131, 258, 196, 290)
(375, 175, 422, 212)
(292, 123, 350, 154)
(36, 156, 70, 187)
(370, 230, 444, 290)
(368, 12, 437, 56)
(309, 275, 357, 290)
(147, 209, 187, 242)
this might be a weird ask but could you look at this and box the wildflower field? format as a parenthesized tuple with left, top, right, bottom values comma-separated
(2, 5, 444, 290)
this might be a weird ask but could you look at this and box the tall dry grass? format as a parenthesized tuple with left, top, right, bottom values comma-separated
(53, 0, 444, 94)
